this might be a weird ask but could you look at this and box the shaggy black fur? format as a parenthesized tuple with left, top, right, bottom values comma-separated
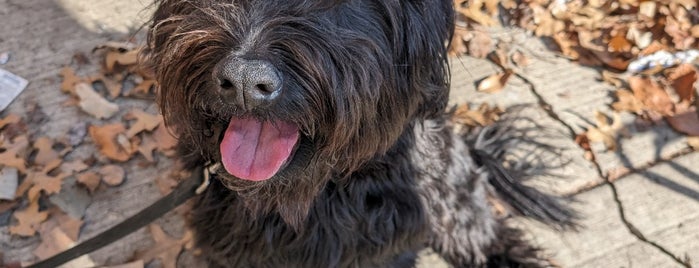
(142, 0, 573, 267)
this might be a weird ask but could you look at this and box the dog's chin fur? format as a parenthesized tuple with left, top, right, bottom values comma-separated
(143, 0, 572, 267)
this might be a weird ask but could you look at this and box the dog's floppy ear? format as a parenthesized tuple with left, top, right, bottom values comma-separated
(399, 0, 455, 118)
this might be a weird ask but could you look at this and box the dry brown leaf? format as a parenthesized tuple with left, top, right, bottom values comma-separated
(452, 103, 503, 127)
(33, 137, 60, 167)
(23, 161, 66, 200)
(639, 41, 668, 56)
(105, 49, 139, 72)
(589, 49, 631, 71)
(156, 174, 179, 196)
(668, 64, 697, 103)
(53, 211, 84, 241)
(59, 67, 82, 95)
(124, 109, 162, 138)
(0, 135, 29, 173)
(137, 224, 192, 268)
(585, 111, 624, 151)
(75, 83, 119, 120)
(9, 200, 48, 237)
(138, 135, 158, 162)
(601, 71, 625, 88)
(458, 0, 498, 27)
(103, 261, 145, 268)
(89, 124, 132, 162)
(691, 25, 699, 38)
(76, 172, 101, 193)
(154, 125, 178, 156)
(688, 136, 699, 150)
(612, 89, 645, 114)
(477, 70, 513, 93)
(666, 107, 699, 136)
(574, 133, 595, 161)
(532, 5, 564, 37)
(466, 31, 494, 59)
(449, 28, 469, 56)
(61, 160, 89, 175)
(130, 79, 156, 96)
(608, 34, 632, 53)
(33, 225, 95, 267)
(511, 51, 529, 67)
(91, 74, 123, 99)
(99, 165, 125, 186)
(665, 15, 694, 50)
(0, 114, 20, 129)
(628, 76, 675, 116)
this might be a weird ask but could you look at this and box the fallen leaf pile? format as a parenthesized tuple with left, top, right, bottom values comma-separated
(452, 0, 699, 151)
(0, 42, 188, 267)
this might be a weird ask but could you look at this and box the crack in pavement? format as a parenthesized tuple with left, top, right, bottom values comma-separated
(513, 70, 693, 268)
(563, 147, 696, 197)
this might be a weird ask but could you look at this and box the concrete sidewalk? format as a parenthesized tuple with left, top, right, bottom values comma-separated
(1, 0, 697, 267)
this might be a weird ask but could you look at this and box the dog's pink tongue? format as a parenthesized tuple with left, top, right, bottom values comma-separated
(220, 117, 299, 181)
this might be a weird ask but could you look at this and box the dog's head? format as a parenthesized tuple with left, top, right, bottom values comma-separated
(142, 0, 454, 226)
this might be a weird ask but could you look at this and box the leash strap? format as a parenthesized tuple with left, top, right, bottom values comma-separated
(26, 166, 208, 268)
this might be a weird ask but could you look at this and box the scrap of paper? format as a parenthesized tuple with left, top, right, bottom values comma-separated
(0, 68, 28, 111)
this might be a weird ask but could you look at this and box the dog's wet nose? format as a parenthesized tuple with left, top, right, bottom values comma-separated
(215, 58, 282, 109)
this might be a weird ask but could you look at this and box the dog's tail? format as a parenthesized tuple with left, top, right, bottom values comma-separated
(457, 105, 577, 229)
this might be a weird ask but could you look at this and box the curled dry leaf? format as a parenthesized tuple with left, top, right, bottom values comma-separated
(0, 114, 20, 129)
(476, 70, 513, 93)
(76, 171, 101, 193)
(33, 137, 60, 167)
(27, 171, 66, 200)
(124, 109, 162, 138)
(452, 103, 503, 128)
(33, 224, 95, 267)
(449, 28, 469, 56)
(612, 89, 644, 114)
(0, 135, 29, 173)
(628, 76, 675, 116)
(585, 111, 625, 151)
(668, 63, 697, 103)
(75, 83, 119, 120)
(608, 34, 632, 53)
(52, 210, 84, 241)
(137, 224, 192, 268)
(89, 123, 132, 162)
(61, 160, 89, 175)
(99, 165, 125, 186)
(105, 49, 139, 73)
(154, 124, 178, 156)
(9, 199, 48, 237)
(138, 135, 158, 162)
(666, 107, 699, 136)
(102, 261, 145, 268)
(466, 30, 494, 59)
(59, 67, 82, 95)
(511, 50, 529, 67)
(687, 136, 699, 150)
(130, 79, 156, 96)
(91, 74, 123, 99)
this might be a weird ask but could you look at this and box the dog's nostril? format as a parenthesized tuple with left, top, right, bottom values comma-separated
(255, 84, 273, 94)
(220, 78, 234, 90)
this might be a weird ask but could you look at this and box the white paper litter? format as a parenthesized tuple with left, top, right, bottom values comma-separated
(0, 68, 28, 111)
(628, 50, 699, 73)
(0, 167, 19, 201)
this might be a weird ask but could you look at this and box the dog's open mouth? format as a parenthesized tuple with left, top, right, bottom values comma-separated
(219, 116, 300, 181)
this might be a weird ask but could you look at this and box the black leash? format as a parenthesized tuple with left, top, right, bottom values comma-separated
(26, 164, 215, 268)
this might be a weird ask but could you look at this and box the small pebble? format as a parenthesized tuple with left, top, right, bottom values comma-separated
(0, 52, 9, 65)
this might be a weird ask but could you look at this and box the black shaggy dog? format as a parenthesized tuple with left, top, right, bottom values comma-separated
(142, 0, 573, 267)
